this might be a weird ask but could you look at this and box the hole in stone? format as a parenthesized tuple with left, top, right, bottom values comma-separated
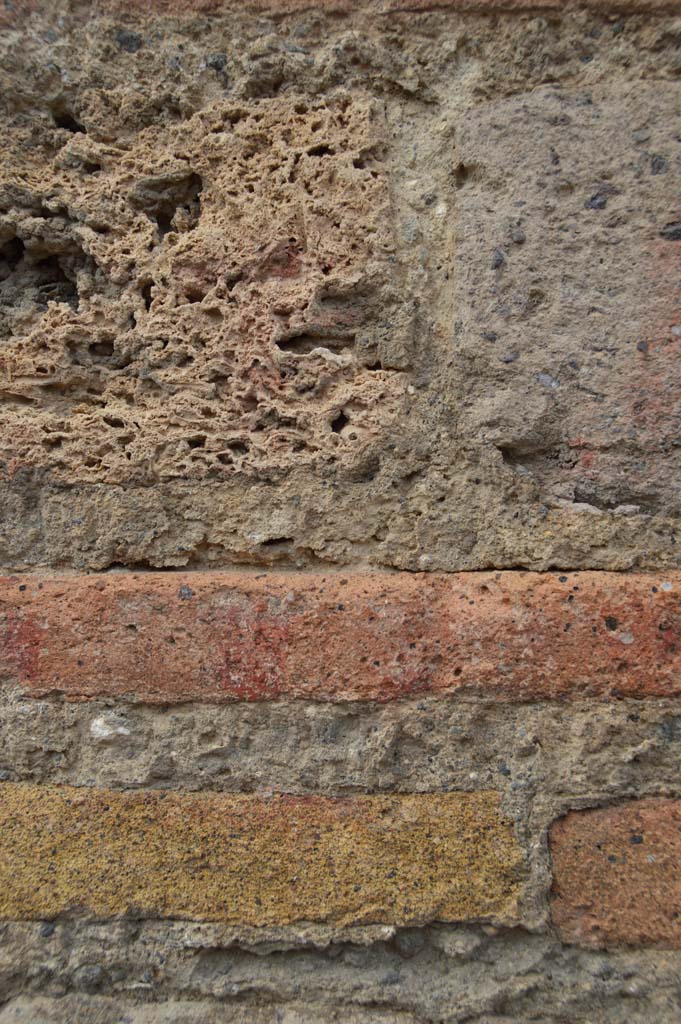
(454, 162, 472, 189)
(308, 144, 333, 157)
(135, 172, 203, 240)
(187, 435, 206, 449)
(331, 411, 348, 433)
(203, 307, 223, 321)
(526, 288, 545, 312)
(52, 107, 86, 134)
(226, 440, 248, 455)
(34, 255, 79, 310)
(38, 204, 67, 221)
(156, 210, 174, 238)
(89, 339, 114, 360)
(225, 270, 243, 292)
(0, 237, 25, 281)
(0, 393, 34, 407)
(276, 331, 354, 355)
(184, 284, 207, 303)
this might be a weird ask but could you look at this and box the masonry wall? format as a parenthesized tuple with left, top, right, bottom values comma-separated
(1, 1, 681, 1021)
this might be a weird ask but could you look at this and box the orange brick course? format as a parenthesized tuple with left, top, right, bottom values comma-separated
(1, 571, 680, 703)
(0, 784, 521, 925)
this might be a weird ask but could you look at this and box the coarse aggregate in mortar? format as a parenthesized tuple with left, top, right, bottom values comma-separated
(1, 687, 681, 936)
(1, 690, 680, 806)
(0, 922, 680, 1023)
(1, 6, 681, 572)
(0, 996, 419, 1024)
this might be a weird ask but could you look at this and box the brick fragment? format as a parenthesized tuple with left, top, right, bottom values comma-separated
(0, 784, 521, 925)
(1, 571, 681, 703)
(550, 799, 681, 947)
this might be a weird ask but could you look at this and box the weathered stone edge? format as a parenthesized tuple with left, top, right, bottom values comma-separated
(2, 0, 680, 26)
(97, 0, 681, 14)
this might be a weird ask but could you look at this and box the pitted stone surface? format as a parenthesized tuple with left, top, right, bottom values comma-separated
(0, 923, 681, 1024)
(0, 93, 409, 485)
(2, 2, 681, 1023)
(2, 7, 681, 572)
(0, 997, 418, 1023)
(453, 80, 681, 516)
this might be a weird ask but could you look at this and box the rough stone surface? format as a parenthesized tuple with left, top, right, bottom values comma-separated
(0, 924, 680, 1024)
(2, 6, 681, 572)
(2, 690, 681, 808)
(0, 92, 409, 485)
(3, 570, 681, 702)
(0, 997, 418, 1024)
(0, 783, 521, 925)
(1, 685, 681, 943)
(550, 798, 681, 948)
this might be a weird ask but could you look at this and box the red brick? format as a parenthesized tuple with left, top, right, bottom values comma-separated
(550, 799, 681, 948)
(1, 571, 680, 703)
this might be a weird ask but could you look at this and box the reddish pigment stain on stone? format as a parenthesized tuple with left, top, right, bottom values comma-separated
(1, 607, 41, 683)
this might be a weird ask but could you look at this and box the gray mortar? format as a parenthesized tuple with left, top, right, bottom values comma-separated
(0, 923, 679, 1022)
(2, 671, 681, 1018)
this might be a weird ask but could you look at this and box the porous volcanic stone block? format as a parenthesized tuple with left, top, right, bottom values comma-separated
(2, 9, 681, 573)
